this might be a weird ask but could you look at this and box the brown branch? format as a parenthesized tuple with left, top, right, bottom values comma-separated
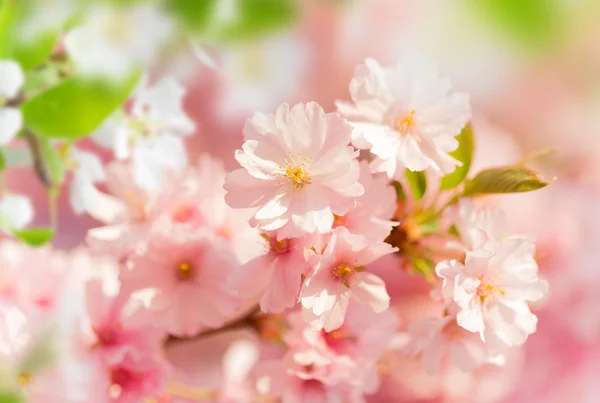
(166, 305, 262, 345)
(23, 131, 54, 189)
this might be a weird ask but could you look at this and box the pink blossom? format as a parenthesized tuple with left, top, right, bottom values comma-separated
(404, 306, 505, 375)
(82, 262, 166, 367)
(332, 160, 397, 240)
(224, 102, 364, 238)
(229, 231, 310, 313)
(151, 154, 263, 265)
(336, 58, 471, 178)
(300, 227, 397, 331)
(120, 227, 241, 336)
(436, 235, 548, 349)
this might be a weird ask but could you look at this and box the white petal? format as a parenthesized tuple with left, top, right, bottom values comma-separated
(0, 194, 33, 231)
(0, 108, 23, 145)
(0, 61, 24, 98)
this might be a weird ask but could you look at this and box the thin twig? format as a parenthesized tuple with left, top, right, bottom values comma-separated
(23, 131, 54, 189)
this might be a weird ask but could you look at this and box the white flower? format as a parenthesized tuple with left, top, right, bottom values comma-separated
(0, 60, 24, 145)
(336, 58, 471, 178)
(0, 193, 33, 234)
(64, 3, 172, 80)
(436, 235, 548, 349)
(93, 76, 195, 191)
(218, 34, 310, 116)
(65, 147, 106, 215)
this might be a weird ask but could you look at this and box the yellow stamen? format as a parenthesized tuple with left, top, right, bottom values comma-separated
(17, 372, 32, 388)
(332, 264, 354, 288)
(278, 152, 312, 190)
(177, 262, 194, 280)
(394, 110, 416, 135)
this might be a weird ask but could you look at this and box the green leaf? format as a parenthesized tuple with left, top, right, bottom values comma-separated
(391, 180, 406, 201)
(220, 0, 297, 41)
(169, 0, 217, 33)
(21, 72, 140, 139)
(463, 165, 553, 197)
(468, 0, 562, 50)
(0, 150, 5, 172)
(440, 123, 474, 190)
(13, 228, 54, 247)
(405, 169, 427, 200)
(38, 138, 65, 185)
(0, 390, 25, 403)
(0, 0, 61, 70)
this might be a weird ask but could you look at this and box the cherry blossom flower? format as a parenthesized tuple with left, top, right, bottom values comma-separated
(217, 34, 310, 117)
(65, 146, 107, 216)
(93, 76, 195, 191)
(436, 235, 548, 348)
(121, 226, 241, 336)
(65, 3, 172, 79)
(229, 231, 310, 313)
(0, 193, 33, 236)
(80, 259, 165, 368)
(217, 339, 260, 403)
(404, 305, 505, 375)
(332, 160, 398, 240)
(225, 102, 364, 238)
(301, 227, 397, 331)
(336, 58, 471, 178)
(0, 60, 24, 145)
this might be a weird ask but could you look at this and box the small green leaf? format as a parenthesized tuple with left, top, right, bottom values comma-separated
(0, 390, 25, 403)
(468, 0, 562, 50)
(391, 180, 406, 201)
(13, 228, 54, 247)
(463, 165, 553, 197)
(216, 0, 298, 42)
(0, 0, 61, 70)
(21, 72, 140, 139)
(0, 150, 6, 172)
(169, 0, 217, 33)
(440, 123, 474, 190)
(38, 138, 65, 185)
(405, 169, 427, 200)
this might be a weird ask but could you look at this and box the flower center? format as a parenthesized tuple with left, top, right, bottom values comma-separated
(177, 262, 194, 280)
(17, 372, 32, 388)
(393, 110, 416, 135)
(322, 328, 356, 353)
(477, 281, 505, 304)
(279, 152, 312, 190)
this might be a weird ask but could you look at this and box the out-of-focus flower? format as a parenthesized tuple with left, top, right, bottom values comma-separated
(93, 76, 195, 191)
(217, 34, 310, 117)
(217, 339, 260, 403)
(65, 3, 172, 79)
(121, 227, 240, 336)
(332, 160, 398, 240)
(436, 235, 548, 349)
(0, 193, 33, 235)
(0, 60, 24, 145)
(225, 102, 364, 238)
(404, 305, 505, 375)
(65, 146, 106, 216)
(337, 58, 471, 178)
(301, 227, 396, 332)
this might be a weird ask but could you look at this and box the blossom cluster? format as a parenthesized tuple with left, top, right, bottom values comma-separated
(0, 2, 553, 403)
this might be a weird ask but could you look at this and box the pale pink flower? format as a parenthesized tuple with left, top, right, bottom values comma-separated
(0, 241, 69, 314)
(224, 102, 364, 238)
(120, 227, 241, 336)
(300, 227, 397, 331)
(218, 339, 260, 403)
(105, 353, 168, 403)
(336, 58, 471, 178)
(151, 154, 263, 265)
(81, 261, 165, 367)
(332, 160, 397, 240)
(229, 231, 310, 313)
(404, 306, 505, 375)
(436, 235, 548, 348)
(451, 198, 506, 249)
